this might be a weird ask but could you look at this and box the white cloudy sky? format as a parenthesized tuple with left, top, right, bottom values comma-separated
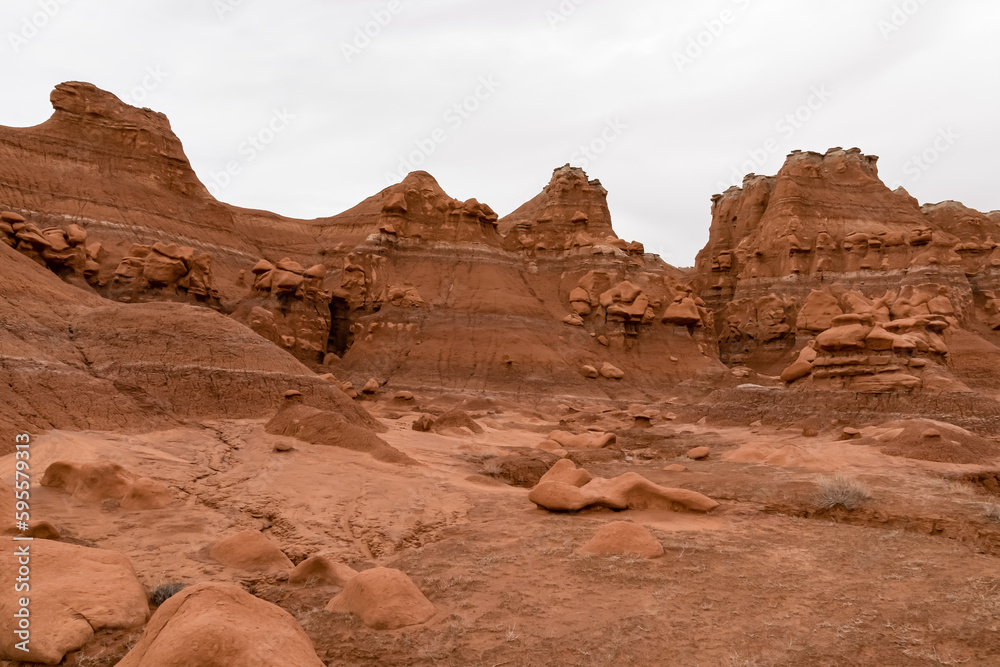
(3, 0, 997, 265)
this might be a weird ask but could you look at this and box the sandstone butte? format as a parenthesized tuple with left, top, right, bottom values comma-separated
(1, 82, 1000, 665)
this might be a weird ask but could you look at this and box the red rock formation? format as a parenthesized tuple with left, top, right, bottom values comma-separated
(117, 582, 325, 667)
(0, 237, 377, 454)
(3, 83, 723, 396)
(498, 164, 623, 253)
(695, 147, 1000, 390)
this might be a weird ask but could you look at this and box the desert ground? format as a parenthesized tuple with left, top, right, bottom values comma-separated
(5, 393, 999, 666)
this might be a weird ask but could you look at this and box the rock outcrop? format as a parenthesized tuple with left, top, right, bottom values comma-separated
(695, 147, 1000, 393)
(1, 83, 726, 408)
(40, 461, 172, 509)
(264, 401, 415, 465)
(117, 582, 324, 667)
(528, 460, 719, 513)
(0, 541, 148, 664)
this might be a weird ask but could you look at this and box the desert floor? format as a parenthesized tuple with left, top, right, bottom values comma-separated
(5, 396, 1000, 667)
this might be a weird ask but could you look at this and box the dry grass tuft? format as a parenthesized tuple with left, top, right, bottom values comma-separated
(816, 476, 873, 511)
(149, 582, 186, 606)
(984, 504, 1000, 522)
(480, 458, 503, 476)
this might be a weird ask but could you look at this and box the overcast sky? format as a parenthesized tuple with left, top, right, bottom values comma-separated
(3, 0, 997, 266)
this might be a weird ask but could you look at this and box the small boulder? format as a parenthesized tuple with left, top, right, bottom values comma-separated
(412, 414, 435, 432)
(686, 446, 710, 460)
(362, 378, 379, 394)
(580, 521, 664, 559)
(600, 362, 625, 380)
(288, 556, 358, 587)
(209, 530, 293, 574)
(801, 418, 822, 438)
(581, 364, 599, 379)
(538, 458, 594, 487)
(65, 223, 87, 245)
(120, 478, 172, 510)
(432, 409, 484, 435)
(546, 430, 616, 449)
(662, 464, 688, 472)
(325, 567, 435, 630)
(840, 427, 862, 441)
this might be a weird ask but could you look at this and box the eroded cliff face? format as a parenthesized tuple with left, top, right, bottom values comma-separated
(1, 82, 725, 404)
(694, 147, 1000, 392)
(7, 83, 1000, 404)
(272, 167, 722, 398)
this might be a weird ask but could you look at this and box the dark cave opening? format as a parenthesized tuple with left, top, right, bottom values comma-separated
(327, 297, 354, 358)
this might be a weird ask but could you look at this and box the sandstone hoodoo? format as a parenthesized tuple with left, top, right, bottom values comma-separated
(2, 86, 723, 400)
(5, 80, 1000, 666)
(694, 146, 1000, 400)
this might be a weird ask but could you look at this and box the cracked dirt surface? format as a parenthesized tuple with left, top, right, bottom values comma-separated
(3, 399, 999, 666)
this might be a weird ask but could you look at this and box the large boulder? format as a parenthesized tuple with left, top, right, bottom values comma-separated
(0, 541, 148, 664)
(529, 461, 719, 513)
(117, 582, 324, 667)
